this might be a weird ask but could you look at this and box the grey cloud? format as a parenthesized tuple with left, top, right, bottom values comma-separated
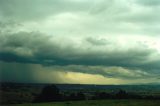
(0, 31, 160, 74)
(136, 0, 160, 6)
(0, 61, 157, 83)
(50, 65, 154, 79)
(0, 0, 160, 84)
(86, 37, 109, 46)
(0, 0, 91, 22)
(86, 0, 160, 35)
(0, 20, 22, 34)
(0, 0, 160, 36)
(117, 9, 160, 25)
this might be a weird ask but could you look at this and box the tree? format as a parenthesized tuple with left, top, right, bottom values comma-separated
(115, 89, 128, 99)
(76, 92, 85, 100)
(34, 85, 62, 102)
(92, 92, 112, 100)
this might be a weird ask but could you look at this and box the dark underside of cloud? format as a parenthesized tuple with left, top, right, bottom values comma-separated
(0, 31, 159, 69)
(0, 31, 159, 80)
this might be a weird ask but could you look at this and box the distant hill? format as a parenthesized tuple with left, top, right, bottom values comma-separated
(1, 82, 160, 92)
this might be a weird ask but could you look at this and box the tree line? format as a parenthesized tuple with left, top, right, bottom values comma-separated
(34, 85, 160, 103)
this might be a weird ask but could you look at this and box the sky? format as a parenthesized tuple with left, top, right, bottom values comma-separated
(0, 0, 160, 84)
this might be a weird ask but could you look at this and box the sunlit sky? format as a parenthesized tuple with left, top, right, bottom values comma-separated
(0, 0, 160, 84)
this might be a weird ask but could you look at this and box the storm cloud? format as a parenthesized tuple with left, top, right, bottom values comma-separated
(0, 0, 160, 84)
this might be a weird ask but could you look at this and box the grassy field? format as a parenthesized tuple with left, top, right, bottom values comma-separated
(8, 100, 160, 106)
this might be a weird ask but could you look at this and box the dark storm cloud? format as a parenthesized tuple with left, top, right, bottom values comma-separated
(0, 0, 160, 84)
(0, 61, 38, 83)
(0, 61, 66, 83)
(0, 31, 159, 74)
(0, 61, 154, 83)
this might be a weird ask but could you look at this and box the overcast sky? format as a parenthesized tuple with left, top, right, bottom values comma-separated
(0, 0, 160, 84)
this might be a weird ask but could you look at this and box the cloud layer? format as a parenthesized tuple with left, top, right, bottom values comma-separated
(0, 0, 160, 84)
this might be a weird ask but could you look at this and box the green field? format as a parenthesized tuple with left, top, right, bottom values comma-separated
(10, 100, 160, 106)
